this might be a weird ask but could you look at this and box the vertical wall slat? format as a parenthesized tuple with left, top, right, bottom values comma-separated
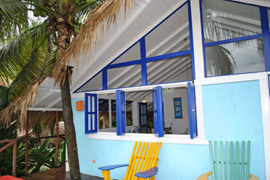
(241, 141, 246, 180)
(236, 141, 240, 180)
(226, 142, 230, 180)
(209, 141, 216, 180)
(246, 141, 251, 179)
(230, 141, 235, 180)
(220, 141, 225, 180)
(214, 141, 220, 180)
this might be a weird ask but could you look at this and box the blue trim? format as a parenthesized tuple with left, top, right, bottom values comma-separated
(135, 167, 158, 178)
(102, 69, 107, 90)
(76, 80, 193, 93)
(156, 86, 164, 138)
(98, 164, 129, 171)
(107, 60, 141, 69)
(152, 87, 158, 136)
(260, 7, 270, 71)
(205, 34, 263, 47)
(146, 50, 192, 62)
(188, 0, 195, 80)
(226, 0, 264, 8)
(116, 90, 126, 136)
(141, 37, 147, 85)
(85, 93, 98, 134)
(199, 0, 208, 78)
(187, 82, 197, 139)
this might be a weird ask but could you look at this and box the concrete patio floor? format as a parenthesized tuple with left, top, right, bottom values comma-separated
(20, 166, 103, 180)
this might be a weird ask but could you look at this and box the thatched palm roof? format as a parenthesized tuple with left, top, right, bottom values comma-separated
(0, 0, 135, 128)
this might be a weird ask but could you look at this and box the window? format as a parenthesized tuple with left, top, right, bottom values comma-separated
(202, 0, 269, 77)
(85, 93, 98, 134)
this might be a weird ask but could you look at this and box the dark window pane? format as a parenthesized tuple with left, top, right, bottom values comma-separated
(99, 99, 109, 129)
(202, 0, 261, 42)
(126, 101, 133, 126)
(111, 100, 116, 128)
(205, 38, 265, 76)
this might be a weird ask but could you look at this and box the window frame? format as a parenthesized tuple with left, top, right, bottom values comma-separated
(200, 0, 270, 77)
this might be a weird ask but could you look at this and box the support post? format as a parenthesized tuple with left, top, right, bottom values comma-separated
(55, 111, 59, 167)
(25, 111, 29, 175)
(12, 141, 17, 177)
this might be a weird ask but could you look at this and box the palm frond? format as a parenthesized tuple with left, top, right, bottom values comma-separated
(0, 0, 28, 44)
(53, 0, 136, 86)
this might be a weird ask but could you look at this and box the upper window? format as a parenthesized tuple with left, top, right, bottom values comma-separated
(202, 0, 261, 42)
(111, 42, 141, 65)
(202, 0, 266, 77)
(146, 3, 190, 58)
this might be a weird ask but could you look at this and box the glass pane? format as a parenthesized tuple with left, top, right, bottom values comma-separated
(76, 71, 102, 92)
(92, 114, 95, 130)
(92, 96, 95, 112)
(111, 100, 116, 128)
(205, 38, 265, 76)
(107, 64, 141, 89)
(88, 114, 91, 130)
(126, 101, 133, 126)
(147, 55, 193, 84)
(88, 96, 91, 112)
(111, 42, 141, 64)
(145, 3, 190, 58)
(202, 0, 261, 42)
(99, 99, 109, 129)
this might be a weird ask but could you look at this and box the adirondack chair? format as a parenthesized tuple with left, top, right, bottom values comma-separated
(197, 141, 260, 180)
(99, 141, 162, 180)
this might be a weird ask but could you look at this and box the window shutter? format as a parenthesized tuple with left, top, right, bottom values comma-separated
(116, 90, 126, 136)
(85, 93, 98, 134)
(152, 86, 164, 138)
(187, 82, 198, 139)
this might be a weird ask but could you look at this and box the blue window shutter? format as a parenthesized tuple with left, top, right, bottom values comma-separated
(187, 82, 198, 139)
(152, 86, 164, 138)
(116, 90, 126, 136)
(85, 93, 98, 134)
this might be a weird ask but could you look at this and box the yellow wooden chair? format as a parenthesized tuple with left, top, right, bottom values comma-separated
(99, 141, 162, 180)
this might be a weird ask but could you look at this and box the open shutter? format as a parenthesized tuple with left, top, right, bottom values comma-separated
(187, 82, 198, 139)
(85, 93, 98, 134)
(152, 86, 164, 138)
(116, 90, 126, 136)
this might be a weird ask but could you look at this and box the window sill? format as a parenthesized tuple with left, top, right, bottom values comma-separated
(87, 132, 209, 145)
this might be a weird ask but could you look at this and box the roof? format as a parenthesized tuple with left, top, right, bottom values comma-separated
(14, 0, 270, 111)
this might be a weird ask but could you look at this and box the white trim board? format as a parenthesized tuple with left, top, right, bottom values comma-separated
(87, 132, 209, 145)
(259, 77, 270, 180)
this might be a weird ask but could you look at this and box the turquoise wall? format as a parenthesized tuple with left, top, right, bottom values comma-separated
(71, 80, 265, 179)
(202, 80, 265, 179)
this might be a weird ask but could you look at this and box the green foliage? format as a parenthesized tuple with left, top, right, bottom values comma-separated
(0, 122, 66, 177)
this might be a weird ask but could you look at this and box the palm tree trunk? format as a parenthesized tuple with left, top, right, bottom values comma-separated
(61, 69, 81, 180)
(57, 22, 81, 180)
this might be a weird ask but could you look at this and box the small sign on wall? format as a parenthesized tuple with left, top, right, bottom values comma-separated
(174, 97, 182, 119)
(76, 100, 84, 111)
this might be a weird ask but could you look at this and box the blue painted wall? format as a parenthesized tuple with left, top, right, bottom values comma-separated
(202, 80, 265, 179)
(71, 80, 265, 179)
